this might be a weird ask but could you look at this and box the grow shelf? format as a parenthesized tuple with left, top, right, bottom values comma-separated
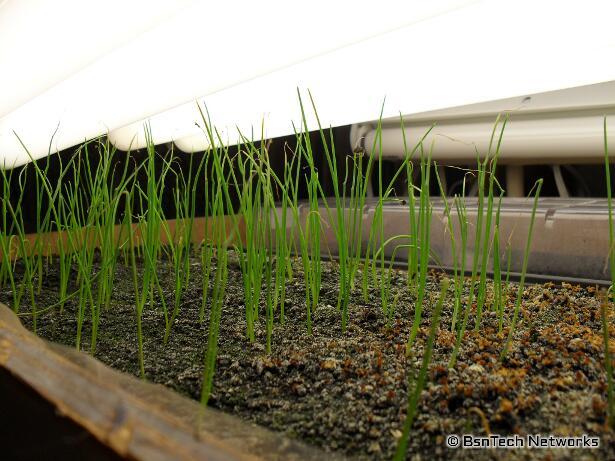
(2, 204, 614, 459)
(293, 197, 613, 283)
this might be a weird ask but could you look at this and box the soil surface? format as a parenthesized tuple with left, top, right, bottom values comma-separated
(4, 250, 615, 460)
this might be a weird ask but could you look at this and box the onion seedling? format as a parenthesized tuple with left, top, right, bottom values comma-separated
(195, 105, 263, 340)
(500, 179, 543, 360)
(1, 169, 37, 323)
(234, 130, 282, 351)
(303, 90, 373, 330)
(10, 133, 76, 314)
(125, 188, 146, 377)
(163, 151, 207, 343)
(231, 140, 267, 342)
(200, 175, 229, 407)
(403, 124, 419, 292)
(451, 185, 469, 332)
(286, 127, 316, 334)
(200, 151, 213, 323)
(128, 128, 175, 374)
(474, 116, 506, 330)
(295, 93, 323, 322)
(273, 148, 296, 324)
(407, 148, 433, 348)
(372, 235, 413, 325)
(62, 155, 97, 351)
(394, 278, 449, 460)
(361, 120, 433, 304)
(448, 117, 506, 366)
(81, 139, 133, 352)
(0, 165, 22, 310)
(493, 194, 505, 332)
(434, 165, 465, 331)
(448, 152, 487, 369)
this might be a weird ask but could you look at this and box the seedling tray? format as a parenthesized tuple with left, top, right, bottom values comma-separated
(0, 303, 334, 461)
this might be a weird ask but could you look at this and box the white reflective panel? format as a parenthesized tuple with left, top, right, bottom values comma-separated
(0, 0, 479, 165)
(114, 0, 615, 155)
(2, 0, 615, 167)
(0, 0, 193, 118)
(103, 0, 475, 150)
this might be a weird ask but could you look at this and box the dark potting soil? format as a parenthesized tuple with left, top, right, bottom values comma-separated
(4, 250, 615, 460)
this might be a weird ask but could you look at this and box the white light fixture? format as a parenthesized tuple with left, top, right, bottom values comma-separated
(2, 0, 615, 166)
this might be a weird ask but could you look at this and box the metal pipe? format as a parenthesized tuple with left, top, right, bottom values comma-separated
(552, 165, 570, 198)
(352, 81, 615, 165)
(359, 110, 615, 164)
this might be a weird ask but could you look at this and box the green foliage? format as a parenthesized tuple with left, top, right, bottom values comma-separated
(0, 104, 555, 452)
(500, 179, 543, 360)
(394, 278, 449, 460)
